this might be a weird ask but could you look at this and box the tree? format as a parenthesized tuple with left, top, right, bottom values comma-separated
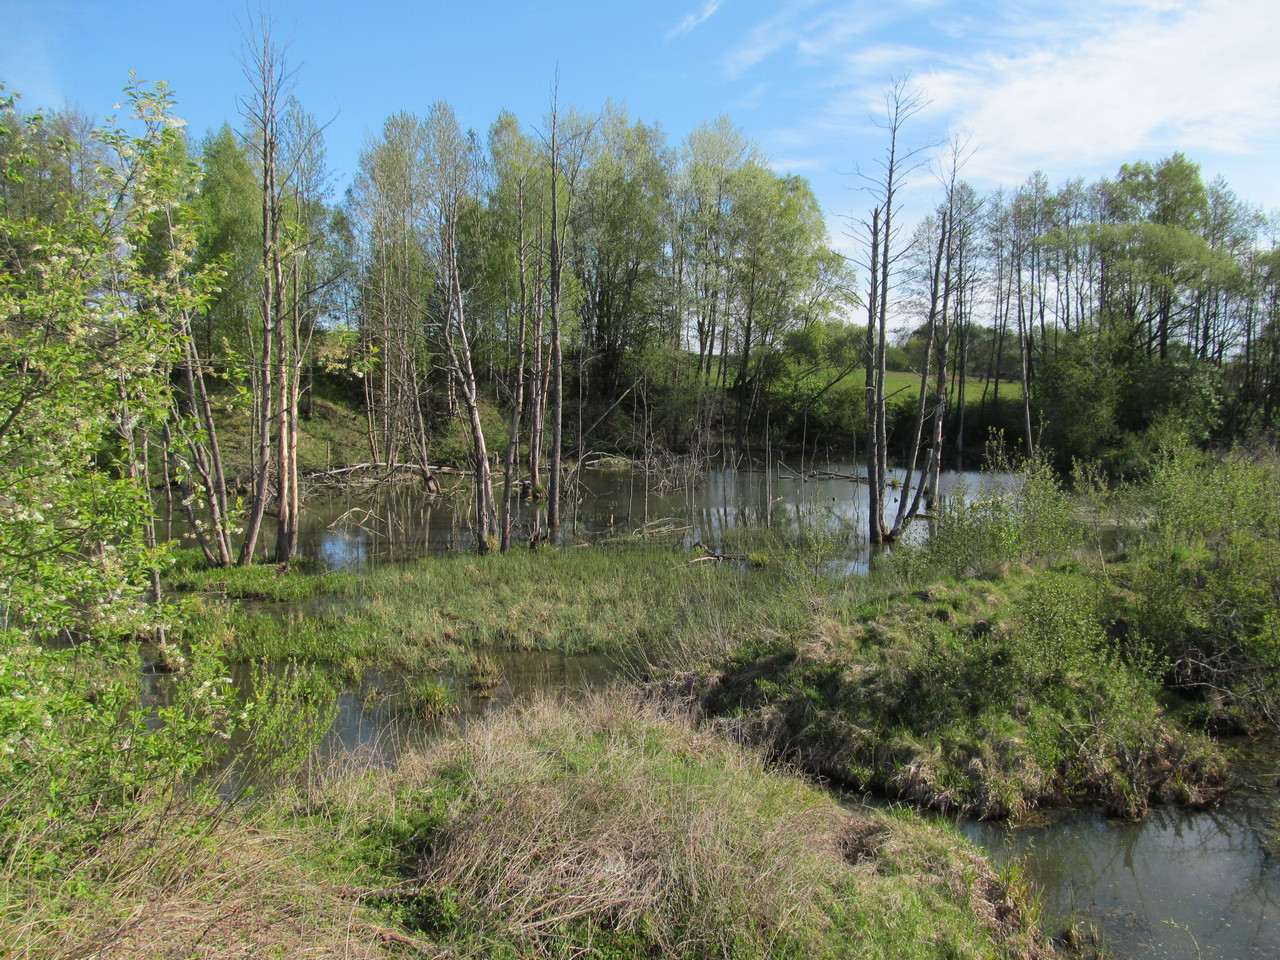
(0, 81, 209, 642)
(235, 21, 330, 564)
(855, 78, 931, 544)
(723, 165, 827, 455)
(421, 102, 498, 550)
(236, 20, 289, 564)
(671, 118, 760, 446)
(348, 112, 439, 473)
(541, 88, 593, 531)
(571, 103, 669, 435)
(192, 124, 259, 362)
(488, 111, 547, 550)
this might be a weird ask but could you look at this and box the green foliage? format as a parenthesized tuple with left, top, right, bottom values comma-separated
(1033, 329, 1224, 472)
(703, 564, 1223, 819)
(0, 635, 242, 882)
(0, 82, 203, 644)
(767, 319, 864, 443)
(234, 660, 339, 785)
(892, 454, 1078, 581)
(1033, 337, 1123, 464)
(1119, 449, 1280, 729)
(696, 453, 1253, 819)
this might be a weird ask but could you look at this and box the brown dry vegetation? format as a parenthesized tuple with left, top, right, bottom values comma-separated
(2, 802, 393, 960)
(296, 694, 1049, 960)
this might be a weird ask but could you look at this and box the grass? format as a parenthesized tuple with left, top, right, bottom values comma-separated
(0, 796, 392, 959)
(173, 542, 818, 679)
(12, 448, 1273, 955)
(690, 566, 1226, 819)
(675, 451, 1274, 820)
(293, 693, 1049, 960)
(1, 693, 1049, 960)
(170, 448, 1274, 822)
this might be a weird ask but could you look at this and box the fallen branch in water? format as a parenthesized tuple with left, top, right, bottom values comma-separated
(687, 540, 749, 565)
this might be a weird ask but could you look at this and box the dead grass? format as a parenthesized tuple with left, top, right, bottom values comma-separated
(308, 691, 1049, 960)
(1, 799, 399, 960)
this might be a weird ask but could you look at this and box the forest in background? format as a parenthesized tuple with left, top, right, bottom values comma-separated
(3, 27, 1280, 573)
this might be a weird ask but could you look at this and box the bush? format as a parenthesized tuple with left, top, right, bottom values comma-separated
(891, 453, 1079, 581)
(1122, 448, 1280, 729)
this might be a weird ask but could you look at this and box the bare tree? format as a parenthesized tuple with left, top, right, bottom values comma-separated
(541, 82, 594, 532)
(236, 18, 289, 564)
(423, 103, 497, 550)
(489, 113, 545, 550)
(854, 78, 932, 544)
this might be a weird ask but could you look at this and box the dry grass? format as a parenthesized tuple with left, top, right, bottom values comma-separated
(308, 691, 1049, 960)
(1, 798, 400, 960)
(408, 696, 840, 955)
(3, 693, 1049, 960)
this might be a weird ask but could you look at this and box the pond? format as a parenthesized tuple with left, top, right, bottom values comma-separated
(159, 460, 1015, 571)
(163, 461, 1280, 959)
(963, 775, 1280, 959)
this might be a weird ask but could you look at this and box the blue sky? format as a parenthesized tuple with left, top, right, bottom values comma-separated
(4, 0, 1278, 250)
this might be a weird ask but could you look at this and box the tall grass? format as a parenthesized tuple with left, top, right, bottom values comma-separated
(686, 450, 1253, 819)
(296, 693, 1048, 960)
(0, 799, 391, 960)
(176, 543, 823, 680)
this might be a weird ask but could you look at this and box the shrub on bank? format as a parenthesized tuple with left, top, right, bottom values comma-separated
(684, 450, 1270, 820)
(692, 568, 1225, 819)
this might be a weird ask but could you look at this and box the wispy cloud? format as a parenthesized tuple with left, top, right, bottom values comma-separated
(721, 0, 823, 77)
(933, 0, 1280, 184)
(666, 0, 727, 41)
(742, 0, 1280, 204)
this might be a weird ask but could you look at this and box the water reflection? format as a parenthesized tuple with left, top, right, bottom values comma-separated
(316, 650, 621, 766)
(153, 462, 1280, 959)
(159, 462, 1018, 571)
(963, 796, 1280, 959)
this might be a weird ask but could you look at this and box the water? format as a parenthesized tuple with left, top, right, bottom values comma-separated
(962, 774, 1280, 959)
(316, 649, 622, 766)
(157, 461, 1015, 571)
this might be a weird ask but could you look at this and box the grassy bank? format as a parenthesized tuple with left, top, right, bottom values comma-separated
(10, 449, 1275, 955)
(667, 451, 1277, 819)
(679, 566, 1226, 819)
(3, 694, 1048, 959)
(171, 541, 815, 680)
(170, 448, 1276, 820)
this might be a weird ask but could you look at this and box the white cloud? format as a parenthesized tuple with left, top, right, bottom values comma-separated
(666, 0, 727, 41)
(937, 0, 1280, 185)
(722, 0, 824, 77)
(737, 0, 1279, 214)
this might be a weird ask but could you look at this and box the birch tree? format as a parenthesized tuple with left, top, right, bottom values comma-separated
(422, 103, 497, 550)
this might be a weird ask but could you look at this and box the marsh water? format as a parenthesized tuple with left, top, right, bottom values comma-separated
(159, 460, 1010, 570)
(171, 462, 1280, 959)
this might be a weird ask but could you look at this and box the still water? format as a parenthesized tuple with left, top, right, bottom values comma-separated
(161, 461, 1011, 570)
(166, 462, 1280, 959)
(964, 790, 1280, 959)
